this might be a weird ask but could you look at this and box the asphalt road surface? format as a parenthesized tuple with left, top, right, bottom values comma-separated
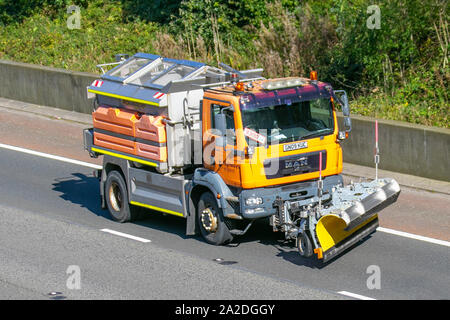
(0, 106, 449, 300)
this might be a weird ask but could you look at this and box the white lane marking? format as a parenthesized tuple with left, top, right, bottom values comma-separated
(338, 291, 376, 300)
(377, 227, 450, 247)
(100, 229, 151, 243)
(0, 143, 102, 169)
(2, 143, 450, 248)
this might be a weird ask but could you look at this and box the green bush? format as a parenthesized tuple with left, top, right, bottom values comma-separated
(0, 0, 448, 128)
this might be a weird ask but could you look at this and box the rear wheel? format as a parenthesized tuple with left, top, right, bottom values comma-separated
(105, 170, 141, 222)
(197, 192, 233, 245)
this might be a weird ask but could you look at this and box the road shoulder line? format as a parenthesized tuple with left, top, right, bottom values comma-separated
(338, 291, 376, 300)
(1, 142, 449, 248)
(0, 143, 102, 170)
(377, 227, 450, 247)
(100, 228, 151, 243)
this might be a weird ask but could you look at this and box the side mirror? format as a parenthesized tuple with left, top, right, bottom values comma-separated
(334, 90, 350, 116)
(344, 116, 352, 129)
(341, 94, 350, 117)
(333, 90, 352, 137)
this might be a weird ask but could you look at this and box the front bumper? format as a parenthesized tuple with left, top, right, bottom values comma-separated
(239, 175, 343, 219)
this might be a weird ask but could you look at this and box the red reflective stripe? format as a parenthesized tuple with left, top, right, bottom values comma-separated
(92, 80, 103, 87)
(153, 92, 165, 99)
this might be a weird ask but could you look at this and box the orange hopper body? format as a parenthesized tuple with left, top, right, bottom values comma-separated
(92, 106, 167, 163)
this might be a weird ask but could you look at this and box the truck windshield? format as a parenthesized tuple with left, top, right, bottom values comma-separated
(241, 98, 334, 145)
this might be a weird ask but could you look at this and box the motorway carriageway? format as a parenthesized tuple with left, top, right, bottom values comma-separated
(0, 144, 450, 299)
(0, 107, 448, 300)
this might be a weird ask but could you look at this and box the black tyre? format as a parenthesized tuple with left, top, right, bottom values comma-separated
(197, 192, 233, 245)
(296, 231, 313, 258)
(104, 170, 140, 223)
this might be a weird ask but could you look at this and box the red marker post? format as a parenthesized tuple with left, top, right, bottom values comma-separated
(319, 151, 322, 178)
(318, 151, 323, 211)
(375, 120, 378, 144)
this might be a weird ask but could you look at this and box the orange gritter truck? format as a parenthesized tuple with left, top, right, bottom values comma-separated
(83, 53, 400, 262)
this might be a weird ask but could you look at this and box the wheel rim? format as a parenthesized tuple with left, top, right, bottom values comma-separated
(109, 181, 123, 212)
(297, 234, 308, 256)
(200, 207, 218, 233)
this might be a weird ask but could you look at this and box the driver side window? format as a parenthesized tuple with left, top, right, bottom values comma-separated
(309, 99, 333, 129)
(211, 104, 236, 144)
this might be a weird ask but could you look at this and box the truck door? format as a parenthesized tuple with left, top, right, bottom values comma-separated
(202, 99, 241, 187)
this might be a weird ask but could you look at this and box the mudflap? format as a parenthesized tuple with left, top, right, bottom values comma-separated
(314, 178, 401, 262)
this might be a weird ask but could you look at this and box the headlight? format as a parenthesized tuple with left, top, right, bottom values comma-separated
(245, 197, 263, 206)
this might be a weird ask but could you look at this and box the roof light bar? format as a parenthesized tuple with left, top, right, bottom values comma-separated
(261, 78, 307, 90)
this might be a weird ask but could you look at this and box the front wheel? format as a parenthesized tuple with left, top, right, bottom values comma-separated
(296, 231, 313, 258)
(197, 192, 233, 245)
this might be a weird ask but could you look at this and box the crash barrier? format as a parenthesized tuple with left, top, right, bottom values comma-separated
(0, 59, 448, 181)
(0, 59, 97, 114)
(337, 114, 450, 182)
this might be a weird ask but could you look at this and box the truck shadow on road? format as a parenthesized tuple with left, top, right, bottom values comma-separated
(52, 172, 189, 239)
(136, 213, 329, 268)
(52, 173, 110, 219)
(234, 221, 325, 268)
(134, 212, 190, 240)
(234, 219, 374, 268)
(51, 173, 370, 268)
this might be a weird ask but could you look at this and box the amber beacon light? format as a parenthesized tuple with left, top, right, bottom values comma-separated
(310, 70, 318, 81)
(235, 81, 245, 92)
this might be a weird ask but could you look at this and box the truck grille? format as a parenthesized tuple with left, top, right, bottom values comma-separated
(263, 150, 327, 179)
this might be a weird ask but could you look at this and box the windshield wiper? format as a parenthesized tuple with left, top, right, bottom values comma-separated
(276, 135, 298, 144)
(301, 128, 332, 140)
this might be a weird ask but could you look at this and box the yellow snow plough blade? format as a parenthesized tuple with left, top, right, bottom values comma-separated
(313, 178, 400, 262)
(316, 214, 379, 257)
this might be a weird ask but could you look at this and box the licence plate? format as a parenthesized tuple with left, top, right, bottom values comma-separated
(283, 141, 308, 152)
